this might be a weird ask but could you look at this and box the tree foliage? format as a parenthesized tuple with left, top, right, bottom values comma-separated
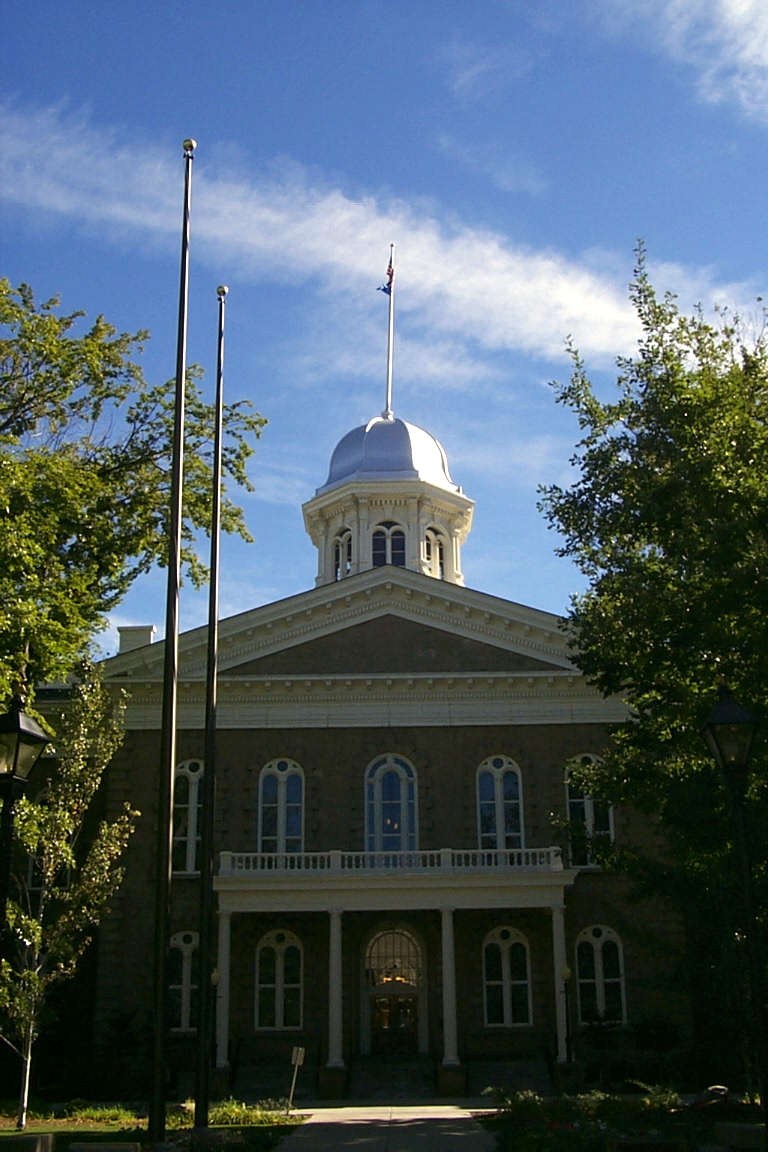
(0, 279, 266, 695)
(540, 253, 767, 1080)
(0, 665, 138, 1127)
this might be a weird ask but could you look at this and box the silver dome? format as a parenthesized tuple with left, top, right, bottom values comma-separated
(317, 416, 458, 495)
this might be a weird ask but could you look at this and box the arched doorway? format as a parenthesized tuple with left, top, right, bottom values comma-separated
(360, 927, 428, 1055)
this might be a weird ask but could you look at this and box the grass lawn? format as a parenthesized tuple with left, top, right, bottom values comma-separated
(0, 1100, 303, 1152)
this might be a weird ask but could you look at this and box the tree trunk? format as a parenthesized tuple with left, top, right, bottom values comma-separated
(16, 1021, 33, 1130)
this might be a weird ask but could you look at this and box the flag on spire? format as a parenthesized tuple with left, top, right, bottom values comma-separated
(377, 253, 395, 296)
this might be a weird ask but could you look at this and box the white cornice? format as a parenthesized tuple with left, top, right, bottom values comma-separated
(113, 669, 626, 730)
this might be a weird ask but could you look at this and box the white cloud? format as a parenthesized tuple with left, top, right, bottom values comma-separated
(0, 100, 758, 386)
(593, 0, 768, 122)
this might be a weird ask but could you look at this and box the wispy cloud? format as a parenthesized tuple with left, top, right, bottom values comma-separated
(437, 133, 546, 194)
(435, 40, 538, 100)
(593, 0, 768, 122)
(0, 101, 758, 385)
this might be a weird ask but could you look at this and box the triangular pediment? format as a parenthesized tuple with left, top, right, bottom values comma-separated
(104, 566, 575, 683)
(230, 615, 564, 676)
(102, 568, 628, 729)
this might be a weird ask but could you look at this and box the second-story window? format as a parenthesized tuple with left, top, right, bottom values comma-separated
(173, 759, 204, 874)
(372, 521, 406, 567)
(567, 756, 613, 866)
(477, 756, 524, 851)
(258, 759, 304, 854)
(365, 754, 418, 853)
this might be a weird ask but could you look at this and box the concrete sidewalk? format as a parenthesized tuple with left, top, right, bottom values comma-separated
(276, 1105, 496, 1150)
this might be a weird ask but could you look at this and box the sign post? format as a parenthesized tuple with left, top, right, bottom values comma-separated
(287, 1045, 305, 1114)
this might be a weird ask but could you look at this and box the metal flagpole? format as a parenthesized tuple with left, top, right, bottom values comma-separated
(383, 243, 395, 419)
(149, 137, 196, 1143)
(194, 285, 228, 1129)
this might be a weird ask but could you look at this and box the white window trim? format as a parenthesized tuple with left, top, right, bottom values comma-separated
(258, 759, 305, 854)
(476, 755, 524, 851)
(575, 924, 627, 1025)
(566, 755, 614, 867)
(424, 526, 446, 579)
(170, 930, 199, 1032)
(173, 759, 204, 875)
(333, 528, 352, 580)
(365, 754, 419, 853)
(255, 930, 303, 1030)
(482, 927, 532, 1028)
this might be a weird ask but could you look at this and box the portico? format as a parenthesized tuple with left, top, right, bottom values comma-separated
(214, 847, 577, 1086)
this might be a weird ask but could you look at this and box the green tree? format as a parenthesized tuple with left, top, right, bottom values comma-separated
(0, 666, 138, 1128)
(540, 253, 768, 1084)
(0, 279, 266, 696)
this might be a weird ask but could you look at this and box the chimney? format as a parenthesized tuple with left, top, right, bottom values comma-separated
(118, 625, 157, 654)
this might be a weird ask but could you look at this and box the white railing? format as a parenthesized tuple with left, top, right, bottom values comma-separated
(218, 846, 562, 875)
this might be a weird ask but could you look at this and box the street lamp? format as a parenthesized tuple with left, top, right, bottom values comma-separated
(0, 696, 51, 921)
(702, 684, 766, 1136)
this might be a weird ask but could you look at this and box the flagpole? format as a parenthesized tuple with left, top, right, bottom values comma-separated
(149, 136, 196, 1144)
(194, 284, 227, 1129)
(383, 242, 395, 419)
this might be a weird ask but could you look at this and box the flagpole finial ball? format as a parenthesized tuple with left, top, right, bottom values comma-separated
(217, 285, 229, 298)
(182, 138, 197, 153)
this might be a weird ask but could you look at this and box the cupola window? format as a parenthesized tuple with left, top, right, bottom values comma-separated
(372, 522, 406, 567)
(425, 527, 446, 579)
(333, 529, 352, 580)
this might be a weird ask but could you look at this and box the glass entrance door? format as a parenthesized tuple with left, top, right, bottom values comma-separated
(371, 994, 419, 1054)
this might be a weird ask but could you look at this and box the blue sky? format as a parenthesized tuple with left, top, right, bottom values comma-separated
(2, 0, 767, 652)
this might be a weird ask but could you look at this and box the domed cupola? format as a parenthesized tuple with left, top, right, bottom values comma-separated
(302, 248, 474, 587)
(319, 415, 458, 494)
(303, 412, 474, 587)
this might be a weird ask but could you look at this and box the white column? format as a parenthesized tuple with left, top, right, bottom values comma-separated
(441, 906, 460, 1066)
(327, 908, 345, 1068)
(551, 904, 568, 1063)
(215, 909, 231, 1069)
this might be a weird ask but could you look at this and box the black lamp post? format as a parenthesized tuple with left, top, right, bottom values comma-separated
(702, 685, 767, 1135)
(0, 696, 51, 922)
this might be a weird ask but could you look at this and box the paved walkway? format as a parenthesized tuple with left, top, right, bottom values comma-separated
(276, 1104, 496, 1151)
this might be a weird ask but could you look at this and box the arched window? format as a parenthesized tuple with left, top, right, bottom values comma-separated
(576, 925, 626, 1024)
(483, 927, 531, 1027)
(173, 759, 204, 873)
(366, 929, 421, 989)
(365, 754, 418, 854)
(258, 759, 304, 854)
(255, 930, 303, 1029)
(424, 527, 446, 579)
(372, 521, 406, 567)
(169, 930, 199, 1031)
(333, 528, 352, 580)
(566, 756, 613, 866)
(476, 756, 524, 851)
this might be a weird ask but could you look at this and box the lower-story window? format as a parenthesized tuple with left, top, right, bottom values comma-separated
(255, 930, 303, 1029)
(483, 927, 531, 1026)
(169, 930, 199, 1031)
(576, 925, 626, 1024)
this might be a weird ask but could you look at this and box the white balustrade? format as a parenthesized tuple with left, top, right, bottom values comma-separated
(218, 846, 563, 875)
